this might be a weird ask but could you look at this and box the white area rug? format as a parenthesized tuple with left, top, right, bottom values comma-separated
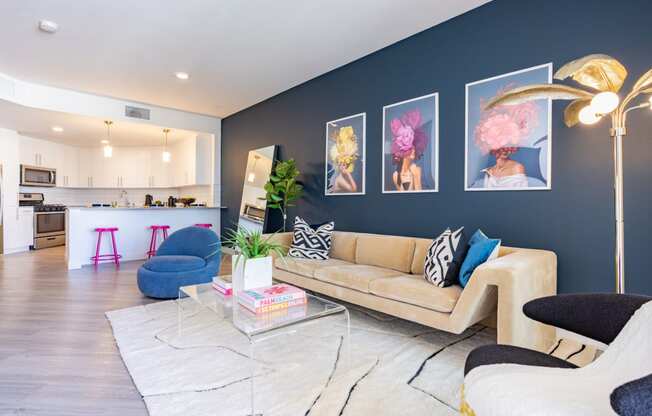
(106, 299, 495, 416)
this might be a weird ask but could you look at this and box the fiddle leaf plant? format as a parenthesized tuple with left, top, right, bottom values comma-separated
(264, 158, 303, 231)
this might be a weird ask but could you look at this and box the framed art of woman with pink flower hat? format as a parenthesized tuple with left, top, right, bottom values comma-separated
(382, 92, 439, 193)
(465, 63, 552, 191)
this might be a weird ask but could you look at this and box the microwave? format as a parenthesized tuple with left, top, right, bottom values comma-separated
(20, 165, 57, 187)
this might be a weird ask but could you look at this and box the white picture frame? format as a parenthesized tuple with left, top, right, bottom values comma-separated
(465, 63, 553, 191)
(382, 92, 439, 194)
(324, 112, 366, 196)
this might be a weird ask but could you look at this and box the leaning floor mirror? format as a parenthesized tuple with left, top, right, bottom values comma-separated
(238, 145, 277, 233)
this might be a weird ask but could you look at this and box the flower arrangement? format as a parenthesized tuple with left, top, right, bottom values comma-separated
(474, 85, 539, 156)
(390, 109, 427, 163)
(329, 126, 359, 173)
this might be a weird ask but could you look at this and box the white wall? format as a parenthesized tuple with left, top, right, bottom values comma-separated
(0, 128, 23, 253)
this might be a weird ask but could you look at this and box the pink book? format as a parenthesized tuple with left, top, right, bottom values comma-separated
(212, 283, 232, 296)
(237, 284, 306, 310)
(240, 297, 307, 314)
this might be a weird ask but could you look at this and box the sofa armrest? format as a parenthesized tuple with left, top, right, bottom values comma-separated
(452, 247, 557, 351)
(263, 232, 293, 259)
(611, 373, 652, 416)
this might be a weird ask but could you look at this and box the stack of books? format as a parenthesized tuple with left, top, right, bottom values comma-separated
(237, 283, 306, 314)
(212, 276, 232, 296)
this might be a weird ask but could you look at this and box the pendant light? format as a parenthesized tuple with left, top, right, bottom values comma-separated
(162, 128, 171, 162)
(103, 120, 113, 158)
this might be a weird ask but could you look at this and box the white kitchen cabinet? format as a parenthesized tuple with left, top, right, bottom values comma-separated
(169, 136, 211, 187)
(20, 136, 61, 168)
(19, 135, 212, 190)
(59, 145, 79, 187)
(120, 148, 150, 188)
(3, 206, 34, 253)
(17, 207, 34, 248)
(78, 147, 109, 188)
(149, 149, 171, 188)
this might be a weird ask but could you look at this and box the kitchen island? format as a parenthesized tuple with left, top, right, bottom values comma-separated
(66, 207, 221, 269)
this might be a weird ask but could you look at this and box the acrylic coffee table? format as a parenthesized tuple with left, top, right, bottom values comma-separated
(178, 277, 350, 415)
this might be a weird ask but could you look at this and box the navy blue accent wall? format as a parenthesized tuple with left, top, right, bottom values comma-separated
(221, 0, 652, 295)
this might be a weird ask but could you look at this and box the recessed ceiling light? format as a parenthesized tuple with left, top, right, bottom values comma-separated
(51, 126, 64, 132)
(38, 20, 59, 34)
(175, 72, 190, 80)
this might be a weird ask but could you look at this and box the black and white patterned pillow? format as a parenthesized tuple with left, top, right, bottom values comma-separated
(288, 217, 334, 260)
(424, 227, 467, 287)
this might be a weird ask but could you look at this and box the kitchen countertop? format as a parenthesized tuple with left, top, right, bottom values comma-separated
(67, 206, 226, 210)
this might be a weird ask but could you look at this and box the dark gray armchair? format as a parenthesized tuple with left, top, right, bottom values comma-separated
(464, 293, 652, 415)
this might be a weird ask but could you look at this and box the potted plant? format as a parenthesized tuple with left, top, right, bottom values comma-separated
(223, 227, 286, 293)
(264, 158, 303, 231)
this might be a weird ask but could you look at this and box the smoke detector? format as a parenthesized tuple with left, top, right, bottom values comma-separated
(38, 20, 59, 34)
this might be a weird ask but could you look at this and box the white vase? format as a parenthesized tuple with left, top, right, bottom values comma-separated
(231, 255, 273, 294)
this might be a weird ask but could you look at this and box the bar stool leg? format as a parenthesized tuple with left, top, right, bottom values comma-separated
(110, 230, 120, 267)
(94, 230, 103, 267)
(163, 228, 168, 239)
(148, 228, 156, 259)
(150, 229, 158, 259)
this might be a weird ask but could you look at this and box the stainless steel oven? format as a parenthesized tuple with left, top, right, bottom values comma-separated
(33, 211, 66, 249)
(242, 204, 266, 223)
(20, 165, 57, 187)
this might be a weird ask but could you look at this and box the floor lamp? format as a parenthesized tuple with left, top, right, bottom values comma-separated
(487, 54, 652, 294)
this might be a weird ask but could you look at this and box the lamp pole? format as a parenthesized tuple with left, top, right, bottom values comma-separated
(610, 125, 626, 294)
(610, 100, 651, 294)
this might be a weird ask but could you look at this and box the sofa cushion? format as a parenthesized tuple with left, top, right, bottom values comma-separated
(369, 274, 462, 313)
(314, 265, 403, 293)
(355, 235, 415, 273)
(275, 256, 352, 279)
(411, 237, 433, 275)
(144, 255, 206, 273)
(330, 232, 357, 263)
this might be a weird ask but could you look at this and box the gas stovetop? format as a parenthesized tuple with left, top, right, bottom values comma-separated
(34, 204, 67, 212)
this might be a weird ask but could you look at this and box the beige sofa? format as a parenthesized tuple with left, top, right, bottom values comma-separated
(268, 231, 557, 352)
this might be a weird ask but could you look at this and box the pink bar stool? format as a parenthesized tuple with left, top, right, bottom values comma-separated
(194, 223, 212, 229)
(147, 225, 170, 258)
(91, 227, 122, 267)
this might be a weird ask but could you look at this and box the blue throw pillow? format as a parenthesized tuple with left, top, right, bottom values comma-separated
(458, 230, 501, 287)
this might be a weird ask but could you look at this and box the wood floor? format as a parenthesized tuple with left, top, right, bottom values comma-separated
(0, 246, 229, 416)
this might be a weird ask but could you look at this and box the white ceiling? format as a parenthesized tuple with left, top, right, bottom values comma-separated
(0, 99, 198, 147)
(0, 0, 491, 118)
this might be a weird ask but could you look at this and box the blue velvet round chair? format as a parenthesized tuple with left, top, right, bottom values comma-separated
(137, 226, 221, 299)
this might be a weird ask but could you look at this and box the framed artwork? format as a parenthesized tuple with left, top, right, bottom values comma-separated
(382, 92, 439, 193)
(325, 112, 366, 196)
(465, 63, 552, 191)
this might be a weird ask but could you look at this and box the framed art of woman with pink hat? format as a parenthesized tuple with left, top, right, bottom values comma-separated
(382, 92, 439, 193)
(465, 63, 552, 191)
